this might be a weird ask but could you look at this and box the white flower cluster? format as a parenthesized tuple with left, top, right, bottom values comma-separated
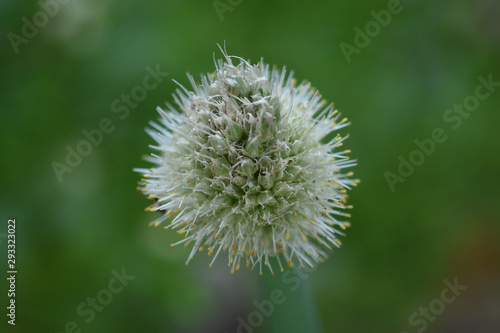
(135, 49, 358, 275)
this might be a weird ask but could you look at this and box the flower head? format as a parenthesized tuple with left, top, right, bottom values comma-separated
(135, 48, 358, 275)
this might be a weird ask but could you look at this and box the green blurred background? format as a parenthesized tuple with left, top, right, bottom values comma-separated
(1, 0, 499, 332)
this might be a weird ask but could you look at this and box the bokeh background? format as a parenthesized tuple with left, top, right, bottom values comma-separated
(1, 0, 500, 332)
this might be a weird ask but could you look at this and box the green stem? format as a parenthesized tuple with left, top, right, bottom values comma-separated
(259, 267, 322, 333)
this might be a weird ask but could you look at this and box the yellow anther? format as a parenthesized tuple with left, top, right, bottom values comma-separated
(285, 232, 290, 240)
(143, 174, 150, 178)
(147, 194, 156, 199)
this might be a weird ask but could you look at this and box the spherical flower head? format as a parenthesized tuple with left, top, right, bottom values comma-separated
(135, 49, 358, 275)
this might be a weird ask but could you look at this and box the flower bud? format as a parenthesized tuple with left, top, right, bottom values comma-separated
(211, 157, 230, 176)
(258, 172, 274, 190)
(239, 157, 258, 176)
(226, 120, 244, 141)
(244, 137, 264, 158)
(209, 134, 230, 155)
